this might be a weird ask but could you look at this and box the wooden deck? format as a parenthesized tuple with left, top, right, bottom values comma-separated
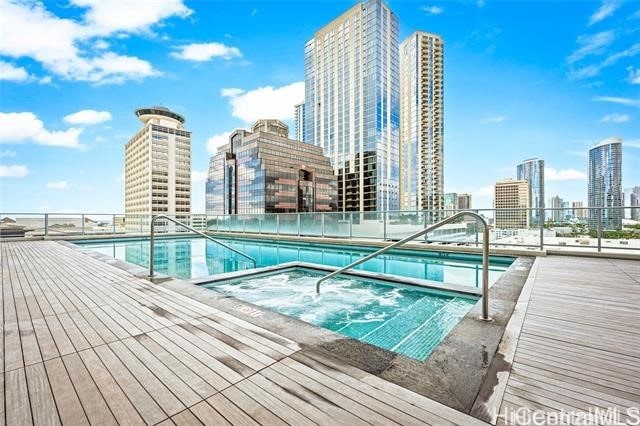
(0, 241, 485, 425)
(497, 256, 640, 425)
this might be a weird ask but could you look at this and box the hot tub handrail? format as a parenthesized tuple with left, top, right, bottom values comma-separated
(316, 211, 492, 321)
(149, 214, 256, 277)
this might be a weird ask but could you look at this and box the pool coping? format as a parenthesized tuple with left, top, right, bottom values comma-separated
(58, 238, 533, 416)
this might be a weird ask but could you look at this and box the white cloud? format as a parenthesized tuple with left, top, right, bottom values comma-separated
(623, 139, 640, 148)
(221, 88, 244, 97)
(593, 96, 640, 108)
(0, 164, 28, 178)
(0, 149, 17, 158)
(222, 81, 304, 124)
(192, 170, 208, 183)
(474, 185, 494, 197)
(421, 5, 443, 15)
(0, 60, 29, 81)
(39, 76, 52, 84)
(569, 41, 640, 79)
(566, 31, 615, 64)
(46, 180, 69, 189)
(480, 115, 507, 124)
(589, 0, 622, 26)
(599, 113, 630, 123)
(629, 67, 640, 84)
(206, 132, 232, 155)
(63, 109, 112, 125)
(546, 168, 587, 181)
(0, 112, 84, 148)
(171, 42, 242, 61)
(0, 0, 187, 85)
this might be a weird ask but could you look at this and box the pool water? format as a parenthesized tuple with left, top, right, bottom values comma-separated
(204, 268, 478, 361)
(75, 236, 512, 287)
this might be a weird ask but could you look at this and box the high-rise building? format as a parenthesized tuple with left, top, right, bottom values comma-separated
(588, 137, 623, 230)
(206, 119, 337, 215)
(399, 31, 444, 214)
(630, 186, 640, 221)
(457, 193, 472, 210)
(125, 107, 191, 231)
(571, 201, 586, 220)
(516, 158, 544, 225)
(444, 193, 457, 211)
(294, 103, 305, 142)
(494, 179, 530, 229)
(304, 0, 400, 212)
(549, 195, 563, 222)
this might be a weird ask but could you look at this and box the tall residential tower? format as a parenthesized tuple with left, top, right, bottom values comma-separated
(516, 158, 544, 226)
(125, 107, 191, 230)
(399, 31, 444, 216)
(588, 137, 622, 230)
(294, 103, 305, 142)
(304, 0, 400, 211)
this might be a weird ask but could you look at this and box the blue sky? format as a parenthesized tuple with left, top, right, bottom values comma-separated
(0, 0, 638, 213)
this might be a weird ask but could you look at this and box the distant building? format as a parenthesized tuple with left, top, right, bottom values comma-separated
(516, 158, 544, 225)
(571, 201, 586, 220)
(305, 0, 399, 211)
(444, 193, 458, 212)
(549, 195, 564, 222)
(190, 214, 207, 230)
(206, 119, 337, 215)
(588, 137, 622, 230)
(631, 186, 640, 221)
(399, 31, 444, 215)
(125, 107, 191, 231)
(494, 179, 530, 229)
(294, 103, 305, 142)
(457, 193, 472, 210)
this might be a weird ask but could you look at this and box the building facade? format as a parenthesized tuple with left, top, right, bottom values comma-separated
(206, 120, 337, 215)
(516, 158, 544, 225)
(494, 179, 530, 229)
(444, 193, 457, 211)
(549, 195, 564, 222)
(588, 137, 623, 231)
(304, 0, 400, 212)
(630, 186, 640, 221)
(294, 103, 305, 142)
(571, 201, 586, 220)
(124, 107, 191, 230)
(399, 31, 444, 215)
(457, 193, 472, 210)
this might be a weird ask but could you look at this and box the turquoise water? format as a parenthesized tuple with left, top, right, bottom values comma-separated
(75, 236, 512, 287)
(204, 267, 477, 360)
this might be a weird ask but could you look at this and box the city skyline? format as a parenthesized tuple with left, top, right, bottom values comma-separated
(1, 0, 639, 213)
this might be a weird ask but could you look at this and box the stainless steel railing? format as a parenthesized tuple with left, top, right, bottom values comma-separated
(315, 211, 492, 321)
(149, 214, 256, 277)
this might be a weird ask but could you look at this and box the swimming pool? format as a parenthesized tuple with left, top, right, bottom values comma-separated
(75, 236, 513, 287)
(204, 267, 478, 361)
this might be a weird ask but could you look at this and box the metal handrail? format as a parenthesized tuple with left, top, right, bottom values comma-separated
(316, 211, 492, 321)
(149, 214, 256, 277)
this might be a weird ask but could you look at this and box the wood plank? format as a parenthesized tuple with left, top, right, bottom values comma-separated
(205, 393, 259, 426)
(171, 409, 204, 426)
(189, 400, 231, 426)
(31, 317, 60, 361)
(5, 368, 33, 426)
(44, 315, 76, 356)
(25, 363, 61, 426)
(221, 385, 288, 426)
(44, 357, 89, 426)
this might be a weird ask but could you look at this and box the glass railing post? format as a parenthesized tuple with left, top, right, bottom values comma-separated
(81, 214, 85, 235)
(258, 216, 262, 234)
(112, 214, 116, 234)
(276, 215, 280, 235)
(321, 213, 325, 237)
(44, 213, 49, 237)
(349, 213, 353, 239)
(424, 212, 428, 243)
(383, 211, 387, 241)
(597, 207, 602, 252)
(539, 208, 544, 250)
(297, 214, 301, 237)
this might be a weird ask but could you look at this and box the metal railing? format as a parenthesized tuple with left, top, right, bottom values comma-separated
(149, 214, 256, 277)
(315, 211, 492, 321)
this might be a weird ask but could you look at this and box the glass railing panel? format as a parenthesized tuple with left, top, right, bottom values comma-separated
(261, 214, 278, 234)
(278, 213, 298, 235)
(0, 213, 46, 237)
(323, 212, 351, 238)
(351, 211, 383, 239)
(385, 211, 424, 240)
(299, 213, 322, 237)
(46, 214, 83, 236)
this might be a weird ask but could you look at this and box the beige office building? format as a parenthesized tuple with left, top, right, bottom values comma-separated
(399, 31, 444, 214)
(494, 179, 530, 229)
(125, 107, 191, 231)
(458, 193, 472, 210)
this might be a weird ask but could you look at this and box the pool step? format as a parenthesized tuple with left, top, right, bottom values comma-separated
(392, 297, 474, 360)
(359, 296, 450, 350)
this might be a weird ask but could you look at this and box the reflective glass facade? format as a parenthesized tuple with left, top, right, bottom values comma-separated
(516, 158, 544, 225)
(399, 32, 444, 215)
(588, 138, 622, 230)
(304, 0, 400, 212)
(206, 121, 337, 215)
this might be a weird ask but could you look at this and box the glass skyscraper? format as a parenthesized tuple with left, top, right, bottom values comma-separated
(304, 0, 400, 212)
(399, 32, 444, 215)
(516, 158, 544, 226)
(588, 137, 622, 231)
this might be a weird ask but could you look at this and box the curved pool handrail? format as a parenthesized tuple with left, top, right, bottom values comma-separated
(149, 214, 256, 277)
(316, 211, 492, 321)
